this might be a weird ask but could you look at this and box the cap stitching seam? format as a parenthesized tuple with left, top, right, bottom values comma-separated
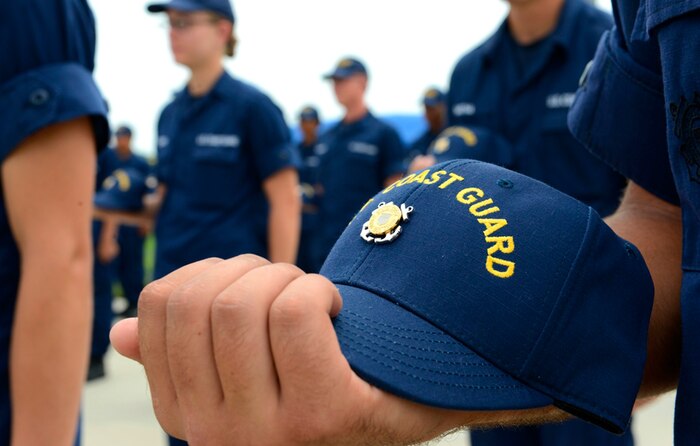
(344, 333, 512, 377)
(343, 344, 526, 390)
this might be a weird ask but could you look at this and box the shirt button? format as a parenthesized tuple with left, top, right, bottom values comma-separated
(28, 88, 50, 106)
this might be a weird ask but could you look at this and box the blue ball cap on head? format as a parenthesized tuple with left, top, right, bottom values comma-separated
(321, 159, 654, 435)
(422, 87, 446, 107)
(429, 126, 515, 169)
(115, 125, 132, 137)
(323, 57, 368, 80)
(147, 0, 235, 23)
(299, 106, 320, 122)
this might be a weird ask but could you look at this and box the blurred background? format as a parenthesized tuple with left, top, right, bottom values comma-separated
(92, 0, 611, 153)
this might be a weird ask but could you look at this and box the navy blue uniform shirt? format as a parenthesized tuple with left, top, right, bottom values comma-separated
(314, 112, 405, 265)
(448, 0, 625, 217)
(568, 0, 700, 443)
(297, 141, 322, 272)
(154, 71, 298, 279)
(407, 127, 443, 162)
(0, 1, 108, 443)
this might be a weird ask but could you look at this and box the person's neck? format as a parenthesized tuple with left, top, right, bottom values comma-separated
(303, 135, 317, 146)
(507, 0, 565, 45)
(343, 101, 368, 124)
(429, 120, 445, 134)
(188, 61, 224, 97)
(116, 148, 131, 159)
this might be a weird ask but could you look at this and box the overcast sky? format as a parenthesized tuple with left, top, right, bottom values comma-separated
(90, 1, 611, 156)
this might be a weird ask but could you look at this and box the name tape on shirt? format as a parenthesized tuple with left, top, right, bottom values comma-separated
(195, 133, 241, 148)
(348, 142, 379, 156)
(452, 102, 476, 117)
(545, 93, 576, 109)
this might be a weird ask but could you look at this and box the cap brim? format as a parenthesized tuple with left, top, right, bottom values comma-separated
(146, 3, 168, 13)
(147, 0, 205, 14)
(332, 284, 553, 411)
(323, 72, 343, 80)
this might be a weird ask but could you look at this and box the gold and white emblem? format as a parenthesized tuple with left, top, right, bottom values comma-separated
(361, 202, 414, 244)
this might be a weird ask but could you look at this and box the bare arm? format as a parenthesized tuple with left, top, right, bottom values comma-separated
(263, 168, 301, 264)
(605, 182, 683, 398)
(96, 217, 119, 264)
(92, 183, 165, 228)
(4, 118, 96, 446)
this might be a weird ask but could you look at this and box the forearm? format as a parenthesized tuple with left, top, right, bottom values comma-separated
(604, 183, 682, 398)
(11, 249, 93, 446)
(267, 197, 301, 264)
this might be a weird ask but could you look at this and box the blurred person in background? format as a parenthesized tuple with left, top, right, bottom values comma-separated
(312, 57, 405, 268)
(447, 0, 630, 444)
(296, 106, 323, 273)
(96, 125, 152, 320)
(145, 0, 300, 443)
(406, 87, 447, 165)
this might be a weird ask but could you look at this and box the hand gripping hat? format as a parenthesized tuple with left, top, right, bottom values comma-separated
(94, 168, 150, 212)
(321, 159, 653, 434)
(429, 126, 515, 169)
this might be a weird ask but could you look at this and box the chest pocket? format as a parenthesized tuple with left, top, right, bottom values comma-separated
(189, 144, 242, 208)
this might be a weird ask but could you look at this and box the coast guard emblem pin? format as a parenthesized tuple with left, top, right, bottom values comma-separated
(361, 202, 413, 244)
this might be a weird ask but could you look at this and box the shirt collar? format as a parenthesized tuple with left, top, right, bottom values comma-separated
(174, 70, 233, 103)
(482, 0, 583, 64)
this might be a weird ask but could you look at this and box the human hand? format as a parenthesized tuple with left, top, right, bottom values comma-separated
(408, 155, 437, 173)
(110, 255, 486, 445)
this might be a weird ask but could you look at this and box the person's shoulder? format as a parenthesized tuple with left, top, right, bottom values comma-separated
(575, 0, 613, 34)
(158, 92, 183, 119)
(133, 153, 150, 168)
(218, 75, 278, 109)
(452, 27, 502, 75)
(371, 115, 404, 143)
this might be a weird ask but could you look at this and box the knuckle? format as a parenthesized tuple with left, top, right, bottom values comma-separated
(232, 253, 271, 266)
(167, 282, 202, 316)
(138, 280, 172, 314)
(269, 291, 307, 327)
(211, 287, 254, 323)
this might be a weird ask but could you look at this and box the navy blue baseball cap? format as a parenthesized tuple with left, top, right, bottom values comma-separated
(321, 159, 653, 434)
(430, 126, 515, 169)
(115, 125, 132, 137)
(147, 0, 235, 23)
(422, 87, 446, 107)
(299, 106, 319, 122)
(324, 57, 368, 80)
(94, 168, 150, 212)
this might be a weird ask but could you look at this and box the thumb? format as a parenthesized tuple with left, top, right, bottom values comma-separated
(110, 317, 142, 364)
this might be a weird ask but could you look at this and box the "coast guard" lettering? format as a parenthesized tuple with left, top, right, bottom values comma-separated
(379, 169, 515, 279)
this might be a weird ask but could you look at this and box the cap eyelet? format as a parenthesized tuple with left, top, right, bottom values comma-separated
(28, 89, 50, 106)
(624, 242, 637, 258)
(497, 179, 514, 189)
